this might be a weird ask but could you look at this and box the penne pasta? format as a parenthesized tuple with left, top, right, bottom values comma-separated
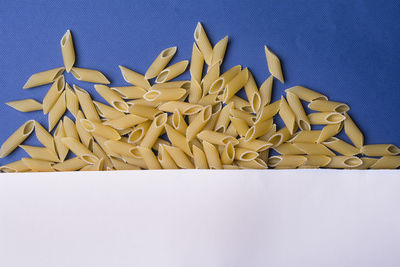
(308, 112, 346, 125)
(128, 121, 151, 144)
(286, 91, 311, 131)
(308, 100, 349, 113)
(197, 130, 239, 146)
(61, 137, 99, 164)
(214, 102, 234, 132)
(65, 84, 79, 117)
(237, 138, 272, 152)
(229, 108, 255, 126)
(255, 100, 281, 124)
(221, 142, 235, 165)
(23, 67, 65, 89)
(268, 127, 292, 147)
(323, 137, 360, 156)
(228, 96, 251, 112)
(300, 155, 331, 168)
(19, 145, 59, 162)
(63, 116, 79, 140)
(110, 157, 141, 170)
(74, 111, 93, 147)
(202, 62, 220, 94)
(151, 81, 191, 90)
(127, 99, 160, 108)
(188, 78, 202, 104)
(111, 86, 147, 99)
(192, 144, 209, 169)
(209, 65, 242, 95)
(145, 46, 177, 79)
(74, 85, 101, 122)
(53, 122, 69, 161)
(21, 158, 54, 172)
(171, 108, 188, 134)
(370, 156, 400, 169)
(343, 113, 364, 148)
(93, 101, 125, 119)
(140, 113, 168, 148)
(279, 96, 296, 135)
(80, 119, 120, 140)
(157, 144, 178, 169)
(60, 30, 75, 72)
(325, 156, 362, 169)
(273, 143, 305, 155)
(211, 36, 228, 67)
(259, 75, 273, 107)
(123, 156, 147, 169)
(353, 157, 378, 170)
(43, 75, 65, 114)
(6, 99, 42, 112)
(268, 155, 306, 168)
(202, 141, 222, 169)
(237, 158, 268, 169)
(194, 22, 213, 65)
(158, 101, 203, 115)
(128, 104, 163, 120)
(104, 114, 148, 130)
(317, 123, 342, 143)
(0, 160, 30, 173)
(48, 90, 66, 131)
(245, 119, 273, 141)
(287, 130, 321, 143)
(190, 43, 204, 85)
(80, 158, 104, 171)
(138, 147, 162, 170)
(34, 121, 56, 153)
(165, 124, 193, 156)
(234, 147, 258, 161)
(155, 60, 189, 83)
(285, 86, 328, 102)
(225, 123, 238, 137)
(185, 105, 211, 141)
(70, 67, 110, 84)
(293, 142, 335, 156)
(119, 65, 151, 89)
(264, 45, 284, 83)
(230, 117, 249, 137)
(222, 68, 249, 102)
(360, 144, 400, 156)
(223, 164, 242, 169)
(104, 140, 141, 159)
(94, 84, 129, 112)
(143, 88, 186, 102)
(163, 145, 194, 169)
(244, 71, 262, 113)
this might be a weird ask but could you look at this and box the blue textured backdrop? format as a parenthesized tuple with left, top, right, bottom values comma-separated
(0, 0, 399, 165)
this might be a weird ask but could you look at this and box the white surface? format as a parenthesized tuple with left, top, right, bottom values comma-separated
(0, 170, 400, 267)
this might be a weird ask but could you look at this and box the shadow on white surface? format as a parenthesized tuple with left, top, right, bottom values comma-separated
(0, 170, 399, 267)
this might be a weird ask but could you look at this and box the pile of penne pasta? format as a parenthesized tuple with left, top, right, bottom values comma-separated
(0, 23, 399, 172)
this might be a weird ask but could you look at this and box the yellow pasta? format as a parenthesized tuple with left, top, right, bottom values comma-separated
(80, 119, 120, 140)
(264, 45, 284, 83)
(23, 67, 65, 89)
(104, 114, 147, 130)
(308, 112, 346, 125)
(171, 108, 187, 135)
(119, 65, 151, 89)
(220, 142, 235, 165)
(317, 123, 342, 143)
(155, 60, 189, 83)
(157, 144, 178, 169)
(214, 102, 233, 132)
(354, 157, 378, 170)
(192, 145, 209, 169)
(143, 88, 186, 102)
(325, 156, 362, 169)
(74, 85, 101, 122)
(279, 96, 296, 135)
(123, 156, 147, 169)
(222, 68, 249, 102)
(238, 138, 272, 152)
(267, 155, 306, 168)
(188, 78, 202, 104)
(70, 67, 110, 84)
(229, 108, 255, 126)
(61, 137, 99, 164)
(268, 127, 292, 147)
(211, 36, 228, 66)
(202, 141, 222, 169)
(255, 100, 281, 124)
(94, 84, 129, 112)
(228, 95, 251, 112)
(111, 86, 147, 99)
(128, 104, 163, 120)
(48, 90, 66, 131)
(104, 140, 140, 158)
(93, 101, 124, 120)
(145, 46, 177, 79)
(60, 30, 75, 72)
(234, 147, 258, 161)
(194, 22, 213, 65)
(74, 111, 93, 147)
(323, 137, 360, 156)
(189, 43, 204, 84)
(370, 156, 400, 169)
(202, 63, 220, 96)
(308, 100, 349, 113)
(229, 117, 249, 137)
(343, 113, 364, 148)
(109, 157, 141, 170)
(186, 105, 212, 141)
(0, 160, 30, 173)
(138, 147, 162, 170)
(165, 124, 193, 156)
(163, 145, 194, 169)
(244, 71, 262, 113)
(285, 86, 328, 102)
(19, 145, 59, 162)
(140, 113, 168, 148)
(53, 121, 69, 161)
(300, 155, 331, 168)
(209, 65, 242, 95)
(80, 158, 104, 171)
(286, 91, 311, 131)
(273, 143, 304, 155)
(360, 144, 400, 156)
(293, 143, 335, 156)
(151, 81, 191, 90)
(245, 119, 273, 141)
(287, 130, 321, 143)
(43, 75, 65, 114)
(128, 121, 151, 144)
(197, 130, 239, 146)
(63, 116, 79, 140)
(158, 101, 203, 115)
(21, 158, 54, 172)
(65, 84, 79, 117)
(259, 75, 273, 107)
(6, 99, 42, 112)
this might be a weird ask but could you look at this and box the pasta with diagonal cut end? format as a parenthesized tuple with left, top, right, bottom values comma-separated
(6, 99, 42, 112)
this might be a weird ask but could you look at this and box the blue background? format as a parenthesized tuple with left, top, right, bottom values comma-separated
(0, 0, 399, 165)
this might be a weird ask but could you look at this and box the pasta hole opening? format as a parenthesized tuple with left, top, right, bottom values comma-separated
(268, 157, 281, 167)
(202, 106, 212, 122)
(113, 101, 129, 112)
(56, 76, 65, 92)
(226, 143, 234, 159)
(143, 91, 161, 101)
(221, 137, 236, 145)
(0, 166, 16, 173)
(156, 70, 169, 83)
(212, 103, 222, 114)
(335, 104, 350, 113)
(128, 129, 144, 143)
(388, 145, 400, 154)
(254, 158, 268, 168)
(268, 134, 283, 147)
(209, 79, 224, 94)
(184, 106, 202, 115)
(299, 120, 311, 131)
(194, 24, 201, 40)
(70, 69, 81, 80)
(172, 113, 180, 129)
(111, 88, 127, 98)
(154, 113, 168, 127)
(88, 138, 94, 152)
(61, 33, 68, 47)
(181, 82, 191, 90)
(314, 96, 328, 101)
(251, 94, 261, 113)
(244, 127, 255, 142)
(240, 152, 258, 161)
(82, 155, 98, 164)
(129, 147, 142, 158)
(326, 114, 345, 123)
(161, 47, 176, 58)
(23, 121, 35, 136)
(344, 157, 362, 167)
(80, 119, 95, 132)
